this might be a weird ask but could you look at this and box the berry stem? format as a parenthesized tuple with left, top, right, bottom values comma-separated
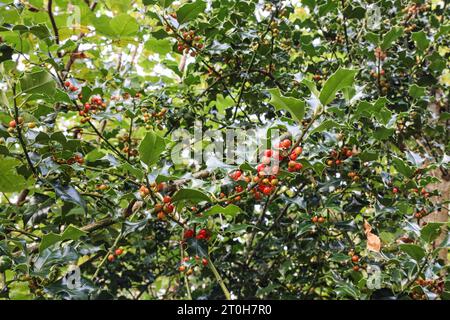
(180, 236, 192, 300)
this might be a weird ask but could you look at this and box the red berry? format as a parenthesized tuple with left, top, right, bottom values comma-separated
(257, 163, 266, 172)
(9, 120, 16, 128)
(235, 185, 243, 193)
(164, 204, 174, 213)
(280, 139, 291, 149)
(232, 170, 242, 180)
(202, 258, 208, 266)
(294, 163, 302, 171)
(115, 248, 123, 256)
(107, 254, 115, 262)
(262, 186, 272, 195)
(289, 153, 298, 161)
(293, 146, 303, 156)
(196, 229, 210, 241)
(264, 149, 272, 157)
(393, 187, 399, 194)
(351, 255, 359, 263)
(288, 160, 296, 168)
(184, 229, 195, 239)
(163, 195, 171, 203)
(64, 81, 71, 87)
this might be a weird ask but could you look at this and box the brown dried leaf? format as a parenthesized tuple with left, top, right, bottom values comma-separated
(364, 220, 381, 252)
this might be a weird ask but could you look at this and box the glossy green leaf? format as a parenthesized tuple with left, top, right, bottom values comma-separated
(268, 88, 306, 123)
(176, 0, 206, 25)
(0, 156, 31, 192)
(381, 27, 404, 50)
(171, 188, 211, 203)
(20, 69, 56, 95)
(399, 244, 426, 261)
(139, 131, 166, 166)
(319, 68, 358, 105)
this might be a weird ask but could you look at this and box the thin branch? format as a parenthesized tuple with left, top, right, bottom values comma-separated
(47, 0, 61, 57)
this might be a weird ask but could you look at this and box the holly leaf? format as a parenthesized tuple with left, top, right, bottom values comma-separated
(319, 68, 358, 105)
(0, 156, 31, 192)
(40, 225, 86, 252)
(309, 119, 340, 135)
(110, 14, 139, 37)
(381, 27, 404, 50)
(421, 222, 444, 243)
(20, 69, 56, 95)
(139, 130, 166, 167)
(176, 0, 206, 25)
(171, 188, 211, 203)
(204, 204, 241, 218)
(399, 244, 426, 261)
(52, 183, 87, 213)
(268, 88, 306, 123)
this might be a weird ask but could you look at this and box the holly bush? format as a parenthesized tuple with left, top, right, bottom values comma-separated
(0, 0, 449, 300)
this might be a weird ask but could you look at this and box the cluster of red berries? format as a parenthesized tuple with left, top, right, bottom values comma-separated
(227, 138, 304, 199)
(256, 139, 303, 190)
(311, 216, 326, 224)
(374, 47, 387, 61)
(143, 107, 167, 123)
(52, 153, 84, 165)
(118, 133, 139, 157)
(107, 247, 124, 262)
(153, 196, 175, 220)
(78, 96, 107, 124)
(225, 171, 251, 201)
(415, 278, 444, 294)
(7, 117, 23, 131)
(326, 146, 353, 166)
(139, 182, 166, 198)
(64, 80, 79, 92)
(414, 208, 428, 219)
(350, 254, 360, 272)
(415, 187, 430, 198)
(347, 171, 360, 182)
(175, 30, 203, 56)
(178, 255, 209, 274)
(403, 3, 429, 16)
(183, 228, 211, 241)
(253, 175, 279, 197)
(393, 187, 430, 199)
(6, 117, 37, 133)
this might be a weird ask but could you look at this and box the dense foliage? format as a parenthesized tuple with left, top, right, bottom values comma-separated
(0, 0, 449, 300)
